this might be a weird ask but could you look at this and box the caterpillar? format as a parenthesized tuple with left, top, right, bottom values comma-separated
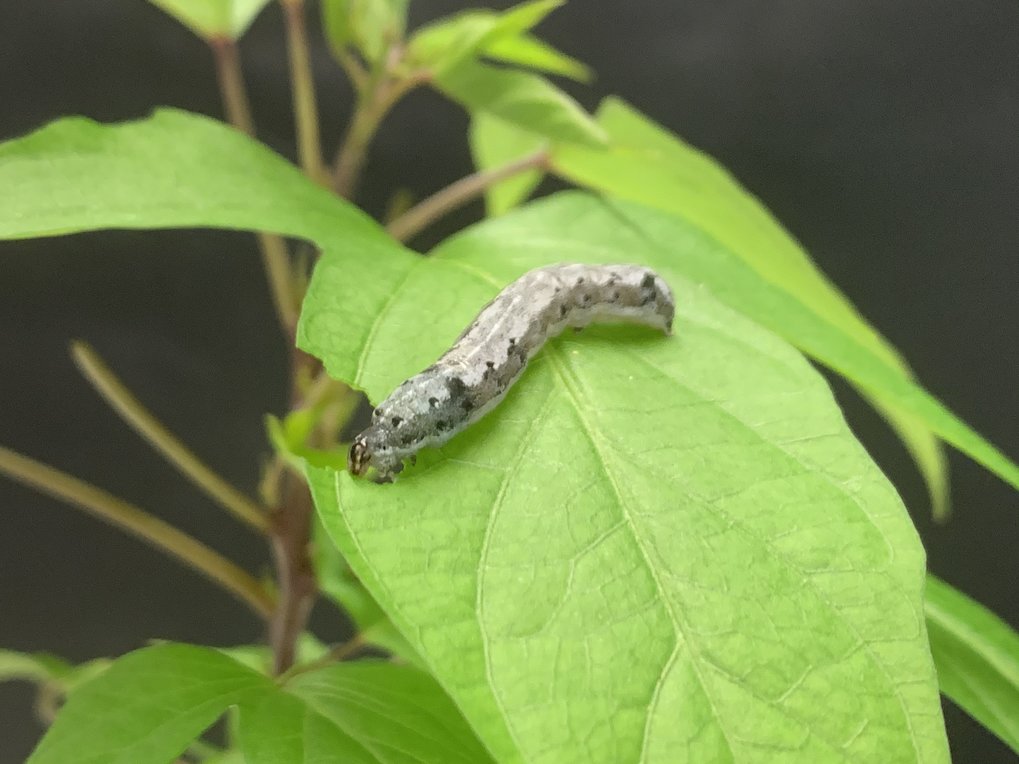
(348, 263, 675, 480)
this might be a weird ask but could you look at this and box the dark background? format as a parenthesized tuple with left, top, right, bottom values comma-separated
(1, 1, 1017, 761)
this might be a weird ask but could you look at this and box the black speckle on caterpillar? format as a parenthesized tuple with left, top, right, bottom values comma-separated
(348, 263, 675, 480)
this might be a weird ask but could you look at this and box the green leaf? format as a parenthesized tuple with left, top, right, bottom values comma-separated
(299, 199, 949, 762)
(321, 0, 409, 62)
(240, 662, 494, 763)
(321, 0, 354, 53)
(145, 0, 272, 40)
(0, 109, 391, 255)
(408, 0, 565, 75)
(28, 644, 271, 764)
(469, 113, 546, 215)
(550, 98, 1006, 517)
(435, 60, 606, 147)
(926, 575, 1019, 754)
(484, 32, 592, 82)
(312, 515, 425, 667)
(266, 412, 349, 470)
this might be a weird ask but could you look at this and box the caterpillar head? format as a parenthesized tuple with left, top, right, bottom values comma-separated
(348, 434, 372, 477)
(348, 426, 402, 480)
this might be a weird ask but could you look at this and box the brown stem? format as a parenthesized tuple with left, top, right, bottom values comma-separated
(210, 35, 299, 335)
(0, 446, 274, 619)
(210, 36, 254, 134)
(387, 149, 550, 243)
(267, 466, 318, 674)
(280, 0, 328, 185)
(71, 341, 269, 534)
(276, 634, 365, 684)
(263, 341, 329, 675)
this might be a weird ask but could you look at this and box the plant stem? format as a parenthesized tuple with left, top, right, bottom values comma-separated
(276, 634, 365, 684)
(209, 36, 254, 134)
(280, 0, 328, 185)
(71, 341, 269, 534)
(210, 35, 299, 335)
(268, 466, 317, 674)
(387, 149, 550, 243)
(0, 446, 274, 619)
(337, 50, 369, 94)
(332, 60, 429, 199)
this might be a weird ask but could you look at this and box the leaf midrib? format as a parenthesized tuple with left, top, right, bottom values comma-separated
(544, 344, 737, 763)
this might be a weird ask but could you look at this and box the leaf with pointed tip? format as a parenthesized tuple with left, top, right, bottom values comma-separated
(436, 60, 605, 147)
(145, 0, 272, 40)
(239, 662, 494, 763)
(408, 0, 564, 74)
(299, 192, 949, 763)
(485, 31, 592, 82)
(28, 644, 271, 764)
(926, 575, 1019, 755)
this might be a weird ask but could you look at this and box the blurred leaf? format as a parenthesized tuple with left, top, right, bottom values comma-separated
(436, 59, 605, 147)
(0, 650, 71, 685)
(321, 0, 355, 52)
(240, 662, 493, 763)
(485, 31, 592, 82)
(408, 0, 564, 74)
(321, 0, 409, 62)
(300, 196, 949, 762)
(0, 651, 110, 695)
(469, 113, 546, 215)
(28, 644, 271, 764)
(145, 0, 272, 40)
(266, 413, 349, 470)
(926, 575, 1019, 754)
(551, 98, 959, 517)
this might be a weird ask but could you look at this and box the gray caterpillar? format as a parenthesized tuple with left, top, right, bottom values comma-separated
(349, 263, 675, 480)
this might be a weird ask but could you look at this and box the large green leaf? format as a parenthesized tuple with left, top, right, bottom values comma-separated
(300, 196, 949, 762)
(28, 644, 271, 764)
(0, 109, 391, 256)
(435, 60, 606, 147)
(145, 0, 272, 40)
(552, 98, 952, 518)
(470, 113, 547, 215)
(926, 575, 1019, 755)
(240, 662, 493, 763)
